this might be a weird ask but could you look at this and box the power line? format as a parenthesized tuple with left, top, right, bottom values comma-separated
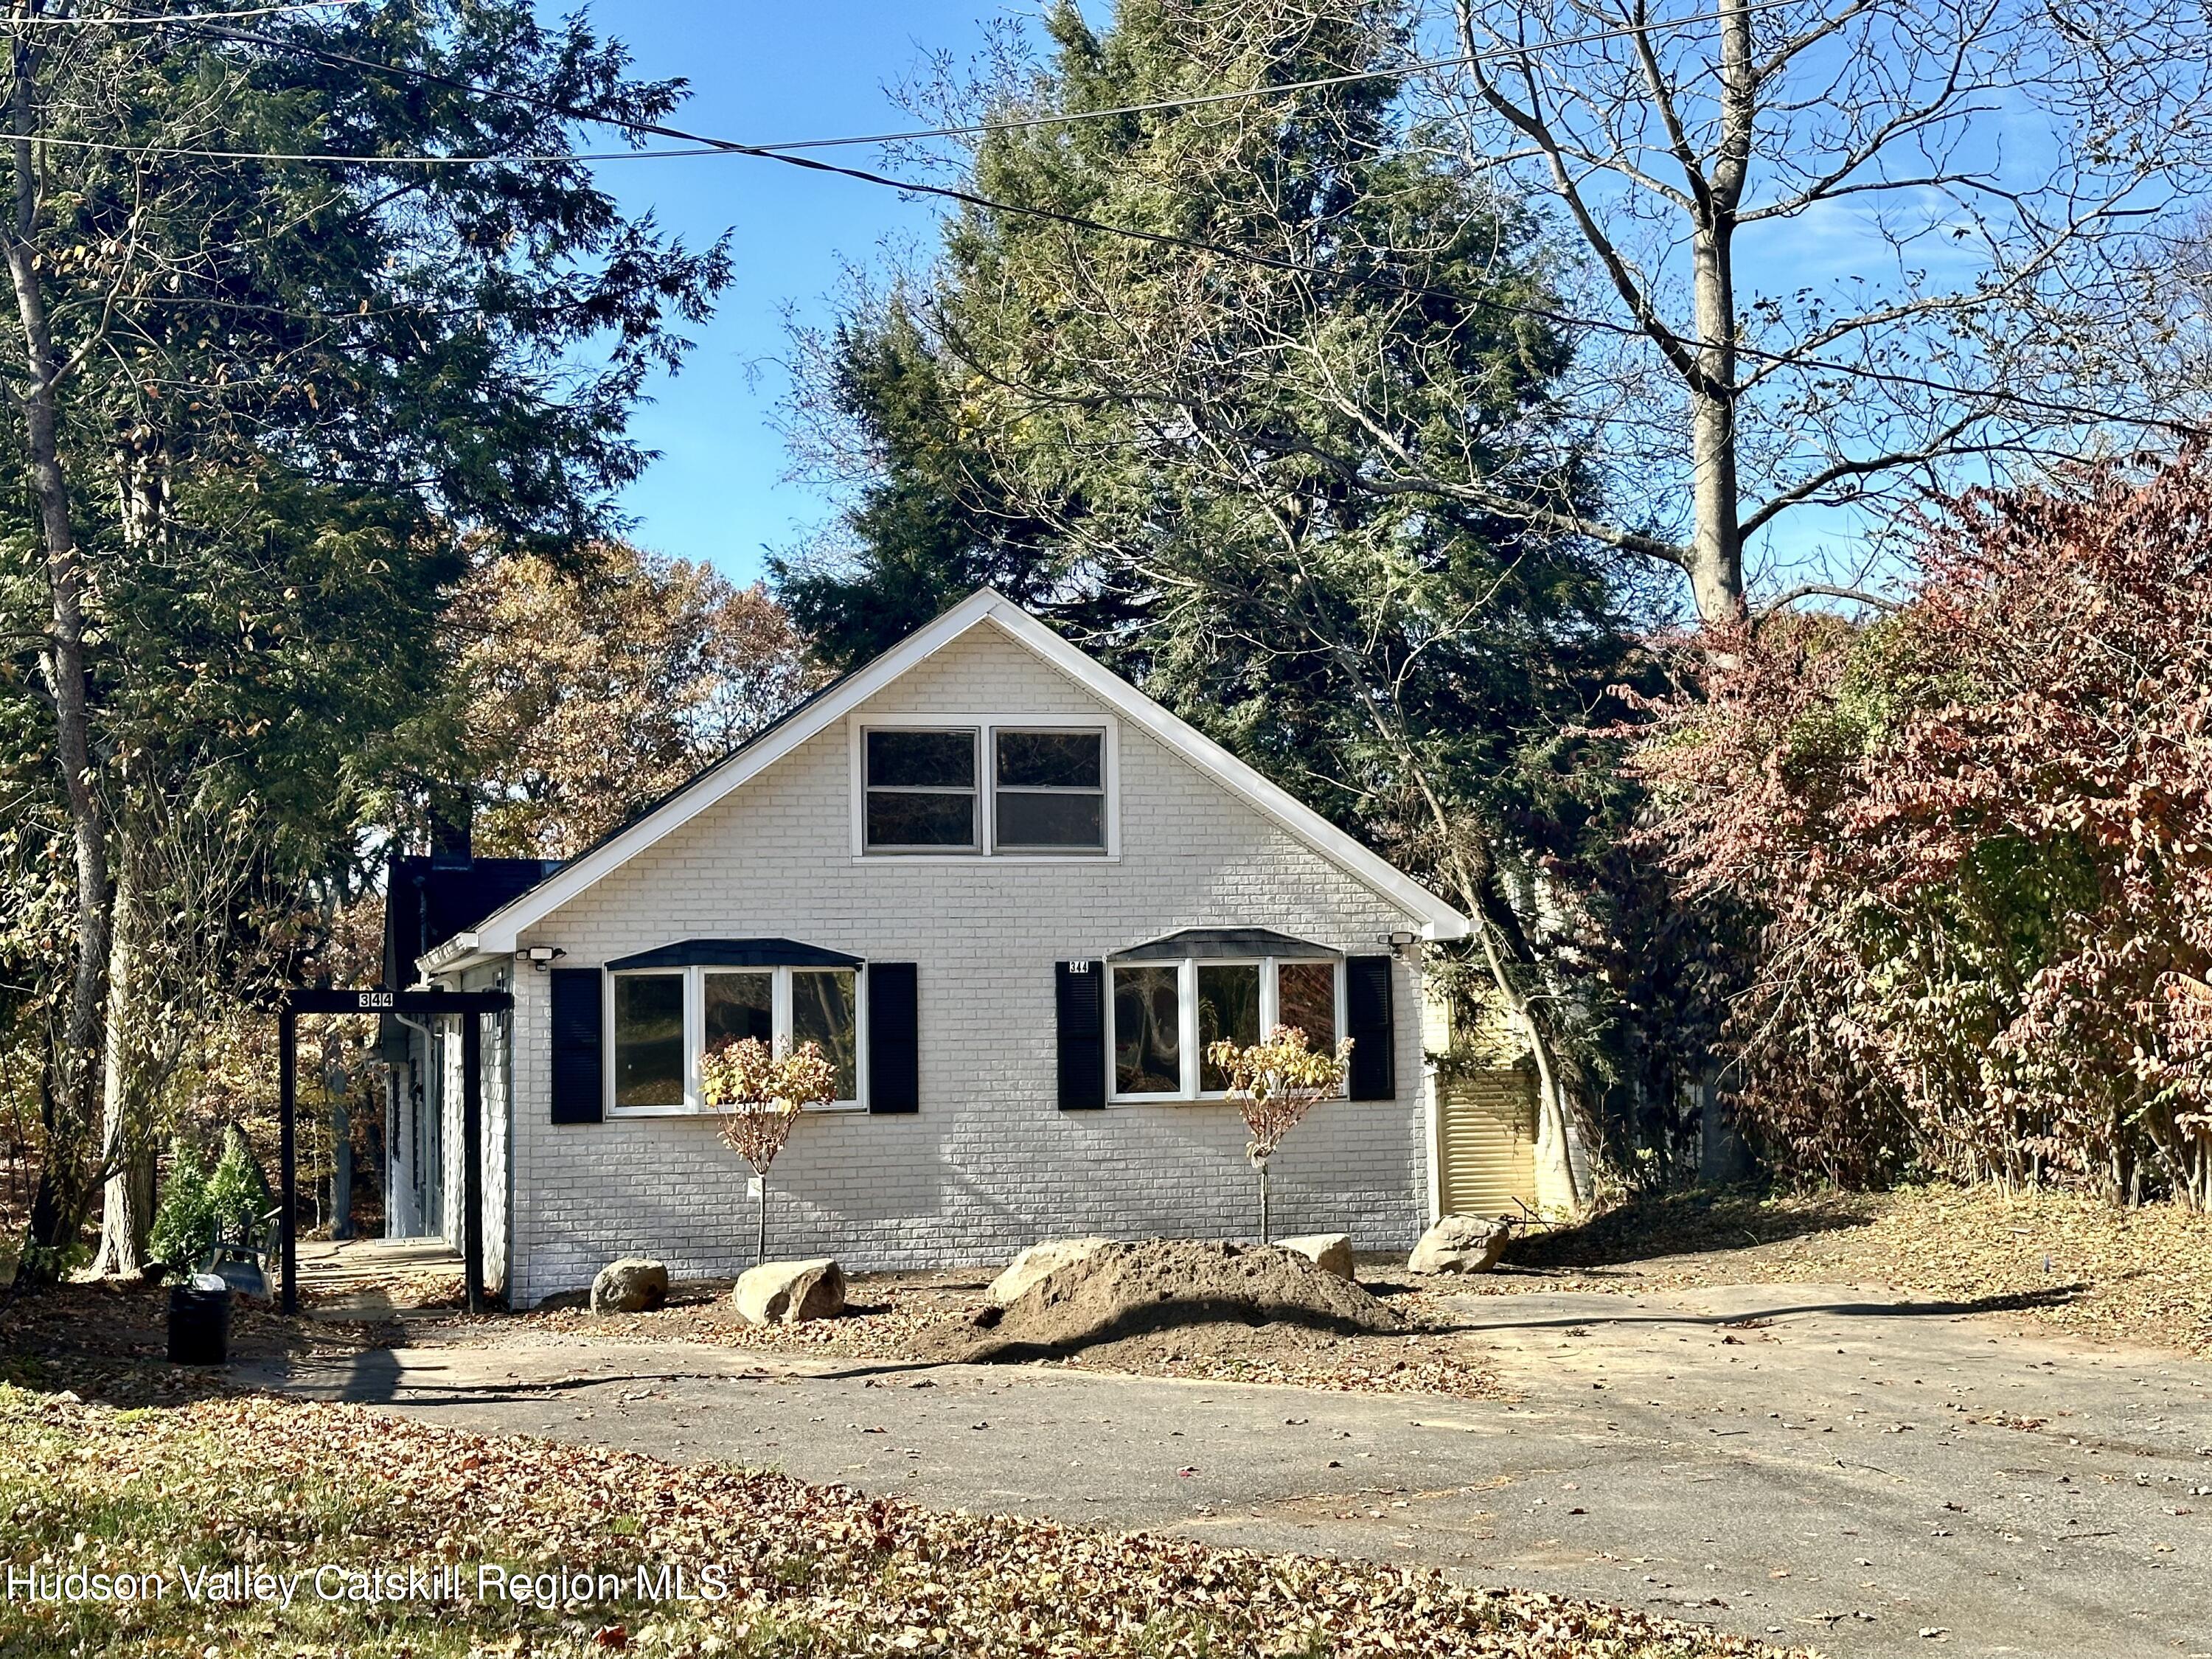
(744, 0, 1813, 154)
(12, 1, 368, 24)
(44, 11, 2204, 442)
(60, 0, 1806, 162)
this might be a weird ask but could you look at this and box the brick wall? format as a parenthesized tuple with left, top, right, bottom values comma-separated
(498, 622, 1436, 1307)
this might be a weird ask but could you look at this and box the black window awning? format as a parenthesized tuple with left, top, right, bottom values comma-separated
(1109, 927, 1339, 962)
(606, 937, 863, 970)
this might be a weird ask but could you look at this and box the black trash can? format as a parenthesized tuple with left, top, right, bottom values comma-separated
(167, 1273, 232, 1366)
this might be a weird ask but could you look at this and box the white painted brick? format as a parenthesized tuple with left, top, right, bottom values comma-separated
(484, 627, 1436, 1307)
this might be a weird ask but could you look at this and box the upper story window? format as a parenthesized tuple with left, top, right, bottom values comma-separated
(858, 720, 1113, 858)
(995, 730, 1105, 851)
(865, 728, 979, 851)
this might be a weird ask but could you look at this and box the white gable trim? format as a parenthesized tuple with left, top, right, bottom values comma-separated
(431, 588, 1470, 971)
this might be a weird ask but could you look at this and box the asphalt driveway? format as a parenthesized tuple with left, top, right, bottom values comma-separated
(247, 1282, 2212, 1658)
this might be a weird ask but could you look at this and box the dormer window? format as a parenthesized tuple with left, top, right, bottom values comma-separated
(857, 720, 1115, 858)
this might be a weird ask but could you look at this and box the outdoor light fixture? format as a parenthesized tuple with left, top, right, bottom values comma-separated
(1382, 929, 1419, 955)
(525, 945, 566, 970)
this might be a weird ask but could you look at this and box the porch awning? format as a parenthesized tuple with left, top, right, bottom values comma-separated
(605, 937, 863, 971)
(1109, 927, 1338, 961)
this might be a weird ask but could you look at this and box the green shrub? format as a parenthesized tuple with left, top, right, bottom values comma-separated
(208, 1127, 271, 1235)
(150, 1130, 272, 1276)
(149, 1143, 215, 1272)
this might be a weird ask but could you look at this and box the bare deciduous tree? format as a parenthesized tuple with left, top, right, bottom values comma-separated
(1433, 0, 2212, 619)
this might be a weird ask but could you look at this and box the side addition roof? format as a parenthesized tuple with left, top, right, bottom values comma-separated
(422, 588, 1471, 973)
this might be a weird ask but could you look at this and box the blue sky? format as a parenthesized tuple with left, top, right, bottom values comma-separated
(566, 4, 2051, 602)
(575, 2, 999, 587)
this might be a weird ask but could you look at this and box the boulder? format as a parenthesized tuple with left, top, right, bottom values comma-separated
(591, 1256, 669, 1315)
(987, 1237, 1112, 1306)
(734, 1258, 846, 1325)
(1274, 1232, 1354, 1280)
(1408, 1215, 1511, 1275)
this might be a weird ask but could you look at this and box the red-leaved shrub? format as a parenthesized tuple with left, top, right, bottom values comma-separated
(1635, 458, 2212, 1205)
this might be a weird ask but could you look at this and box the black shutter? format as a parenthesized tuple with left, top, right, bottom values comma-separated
(1055, 960, 1106, 1109)
(1345, 954, 1395, 1100)
(549, 967, 604, 1124)
(867, 962, 919, 1113)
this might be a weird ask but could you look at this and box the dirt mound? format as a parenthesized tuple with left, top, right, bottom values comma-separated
(936, 1239, 1402, 1362)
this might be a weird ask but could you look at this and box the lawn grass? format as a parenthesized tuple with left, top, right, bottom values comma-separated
(0, 1384, 1798, 1658)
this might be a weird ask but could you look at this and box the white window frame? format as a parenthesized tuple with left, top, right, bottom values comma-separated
(857, 725, 983, 855)
(1106, 955, 1344, 1105)
(849, 714, 1119, 861)
(606, 963, 867, 1117)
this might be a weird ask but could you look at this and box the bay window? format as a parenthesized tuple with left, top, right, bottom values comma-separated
(610, 963, 863, 1114)
(1108, 956, 1342, 1102)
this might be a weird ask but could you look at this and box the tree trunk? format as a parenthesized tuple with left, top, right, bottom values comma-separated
(93, 824, 149, 1276)
(1310, 629, 1591, 1214)
(1470, 910, 1584, 1214)
(1685, 0, 1754, 625)
(8, 18, 109, 1277)
(1257, 1161, 1270, 1245)
(757, 1169, 769, 1266)
(1686, 366, 1744, 622)
(330, 1093, 352, 1241)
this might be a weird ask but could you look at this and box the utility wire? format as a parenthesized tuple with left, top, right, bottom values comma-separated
(42, 10, 2200, 440)
(743, 0, 1813, 153)
(11, 1, 368, 24)
(46, 0, 1809, 157)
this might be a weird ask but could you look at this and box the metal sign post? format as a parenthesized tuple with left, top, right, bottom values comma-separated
(276, 987, 513, 1316)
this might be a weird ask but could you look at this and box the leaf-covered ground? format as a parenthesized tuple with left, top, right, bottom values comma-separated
(1439, 1183, 2212, 1356)
(0, 1385, 1800, 1659)
(514, 1182, 2212, 1388)
(0, 1276, 389, 1406)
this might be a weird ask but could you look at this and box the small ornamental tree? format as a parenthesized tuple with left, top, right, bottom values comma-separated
(1204, 1026, 1352, 1244)
(703, 1039, 838, 1265)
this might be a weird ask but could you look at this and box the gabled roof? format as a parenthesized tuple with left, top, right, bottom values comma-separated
(423, 588, 1470, 973)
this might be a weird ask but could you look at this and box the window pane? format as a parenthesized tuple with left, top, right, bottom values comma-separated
(997, 730, 1102, 788)
(792, 970, 858, 1102)
(1197, 963, 1262, 1091)
(703, 971, 773, 1051)
(866, 729, 975, 787)
(1279, 961, 1336, 1054)
(613, 974, 684, 1109)
(1113, 964, 1183, 1095)
(866, 790, 975, 848)
(995, 790, 1104, 849)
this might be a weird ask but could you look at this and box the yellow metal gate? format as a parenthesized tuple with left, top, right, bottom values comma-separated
(1436, 1069, 1538, 1219)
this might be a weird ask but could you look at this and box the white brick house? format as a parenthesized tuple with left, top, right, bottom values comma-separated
(409, 588, 1475, 1308)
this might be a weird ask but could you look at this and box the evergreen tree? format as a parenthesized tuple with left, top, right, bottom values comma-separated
(785, 0, 1641, 1200)
(0, 1, 731, 1274)
(774, 302, 1076, 672)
